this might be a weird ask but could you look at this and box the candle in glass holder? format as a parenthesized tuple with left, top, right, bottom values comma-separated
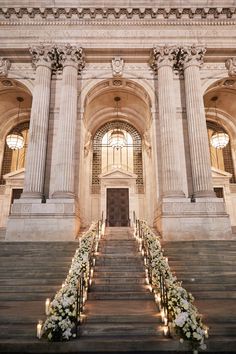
(37, 320, 43, 339)
(45, 298, 50, 315)
(163, 326, 168, 336)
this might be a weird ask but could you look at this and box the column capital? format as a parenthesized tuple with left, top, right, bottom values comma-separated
(225, 57, 236, 77)
(150, 45, 179, 73)
(29, 44, 55, 69)
(57, 44, 85, 73)
(0, 57, 11, 77)
(178, 44, 206, 70)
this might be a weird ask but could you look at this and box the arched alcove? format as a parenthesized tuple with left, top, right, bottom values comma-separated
(0, 79, 32, 180)
(204, 77, 236, 182)
(79, 78, 155, 226)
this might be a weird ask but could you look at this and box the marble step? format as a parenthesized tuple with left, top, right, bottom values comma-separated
(89, 284, 147, 292)
(85, 314, 160, 324)
(94, 271, 145, 278)
(93, 277, 146, 285)
(80, 322, 162, 337)
(88, 291, 153, 300)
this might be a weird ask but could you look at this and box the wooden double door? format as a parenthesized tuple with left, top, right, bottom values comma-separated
(106, 188, 129, 227)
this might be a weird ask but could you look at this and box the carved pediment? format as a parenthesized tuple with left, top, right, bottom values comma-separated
(3, 168, 25, 185)
(211, 167, 232, 178)
(99, 168, 137, 180)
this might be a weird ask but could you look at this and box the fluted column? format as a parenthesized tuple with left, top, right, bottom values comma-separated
(21, 45, 54, 199)
(151, 46, 185, 197)
(180, 45, 215, 197)
(52, 44, 85, 199)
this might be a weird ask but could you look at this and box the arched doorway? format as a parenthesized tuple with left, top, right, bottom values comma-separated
(80, 78, 155, 227)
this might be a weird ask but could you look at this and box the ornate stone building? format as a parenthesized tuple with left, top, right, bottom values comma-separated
(0, 0, 236, 241)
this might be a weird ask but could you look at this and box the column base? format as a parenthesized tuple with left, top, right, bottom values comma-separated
(20, 191, 43, 199)
(51, 191, 75, 199)
(194, 190, 216, 198)
(162, 190, 186, 198)
(155, 197, 233, 241)
(6, 198, 80, 241)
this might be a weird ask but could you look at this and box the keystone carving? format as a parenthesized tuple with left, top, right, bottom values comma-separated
(0, 57, 11, 77)
(225, 57, 236, 77)
(111, 57, 124, 77)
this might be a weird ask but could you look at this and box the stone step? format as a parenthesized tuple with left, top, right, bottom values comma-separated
(93, 277, 146, 285)
(80, 322, 162, 337)
(0, 285, 60, 293)
(88, 291, 153, 300)
(96, 258, 142, 265)
(94, 265, 144, 272)
(89, 284, 147, 292)
(85, 314, 160, 324)
(0, 324, 36, 339)
(94, 271, 145, 278)
(0, 292, 54, 301)
(184, 290, 236, 299)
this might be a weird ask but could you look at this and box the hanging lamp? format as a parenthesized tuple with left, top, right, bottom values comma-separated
(6, 97, 24, 150)
(109, 96, 126, 149)
(210, 96, 229, 149)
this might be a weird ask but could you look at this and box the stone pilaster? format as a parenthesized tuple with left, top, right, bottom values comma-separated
(151, 45, 185, 198)
(21, 45, 54, 199)
(52, 44, 85, 198)
(180, 45, 215, 198)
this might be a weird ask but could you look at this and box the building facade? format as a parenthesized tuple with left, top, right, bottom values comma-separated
(0, 0, 236, 241)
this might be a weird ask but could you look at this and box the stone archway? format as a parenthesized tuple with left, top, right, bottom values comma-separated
(79, 78, 155, 226)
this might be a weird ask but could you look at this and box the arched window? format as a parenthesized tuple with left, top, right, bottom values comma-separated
(207, 121, 235, 183)
(92, 121, 143, 193)
(101, 129, 134, 173)
(1, 121, 29, 184)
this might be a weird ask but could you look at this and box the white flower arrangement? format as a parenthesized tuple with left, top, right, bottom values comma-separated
(138, 220, 208, 351)
(42, 222, 98, 341)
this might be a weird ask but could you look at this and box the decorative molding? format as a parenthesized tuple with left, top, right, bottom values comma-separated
(0, 57, 11, 77)
(0, 7, 236, 22)
(111, 57, 124, 77)
(225, 57, 236, 77)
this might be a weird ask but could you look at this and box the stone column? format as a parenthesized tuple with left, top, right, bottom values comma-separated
(151, 45, 185, 197)
(21, 45, 54, 199)
(180, 45, 215, 197)
(52, 44, 85, 199)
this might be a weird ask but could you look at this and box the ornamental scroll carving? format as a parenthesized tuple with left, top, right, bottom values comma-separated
(0, 57, 11, 77)
(225, 57, 236, 77)
(150, 45, 179, 72)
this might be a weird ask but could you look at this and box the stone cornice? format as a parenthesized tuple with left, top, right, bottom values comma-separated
(0, 7, 236, 25)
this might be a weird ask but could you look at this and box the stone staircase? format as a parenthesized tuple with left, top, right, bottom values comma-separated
(0, 229, 235, 353)
(163, 240, 236, 353)
(82, 227, 162, 341)
(0, 242, 78, 349)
